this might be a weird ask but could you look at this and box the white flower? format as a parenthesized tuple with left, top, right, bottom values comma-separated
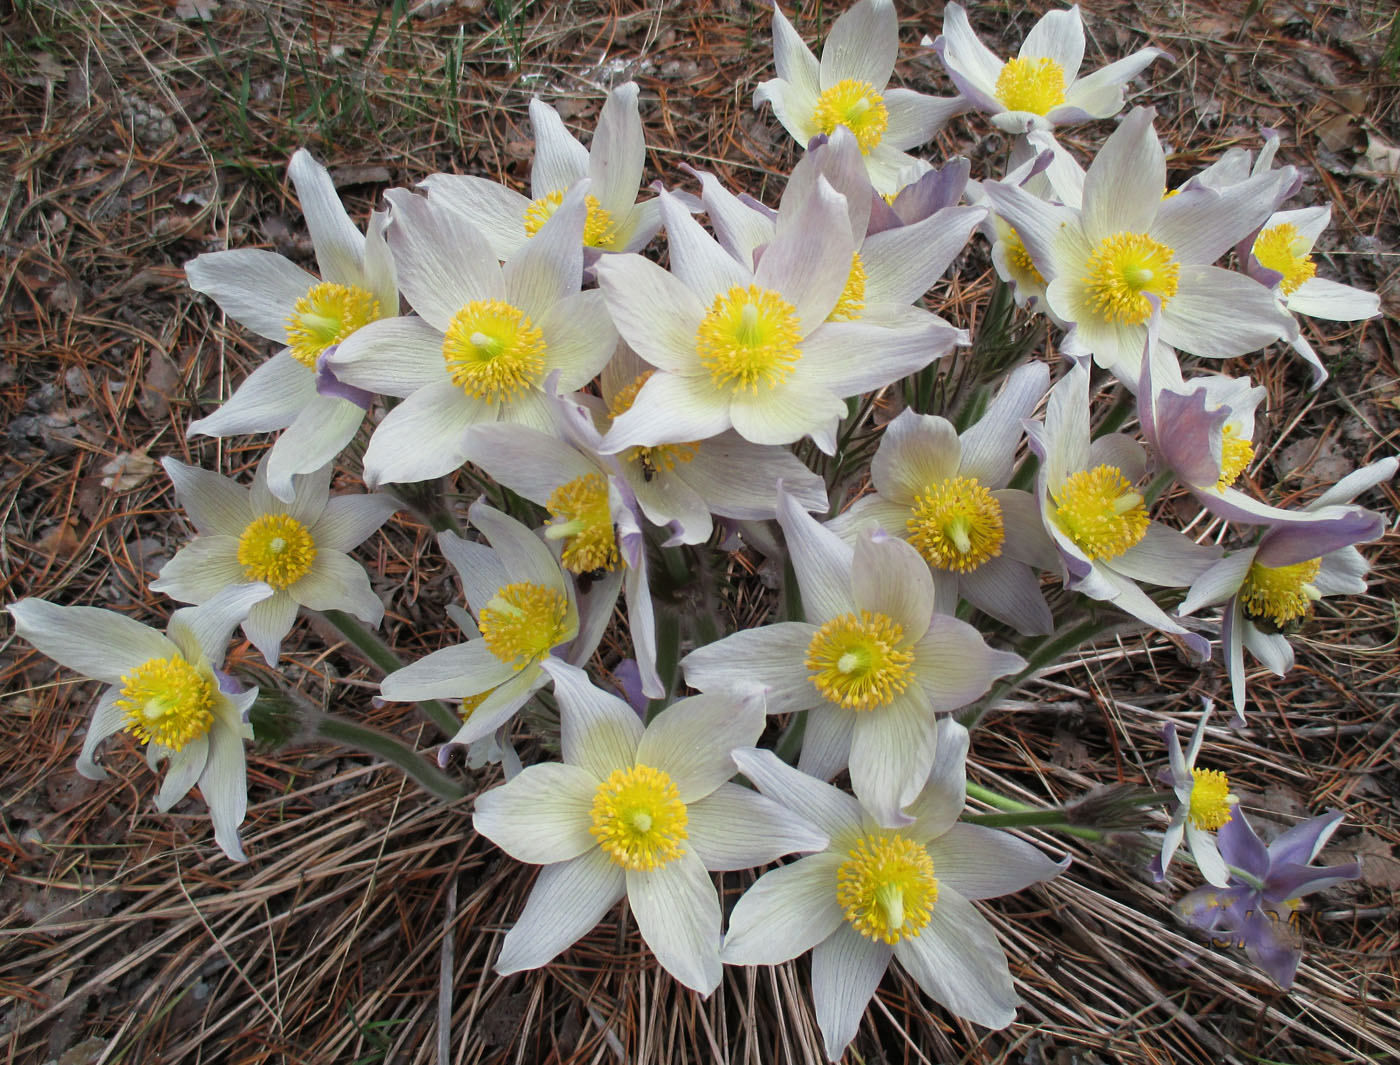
(682, 489, 1023, 826)
(721, 722, 1067, 1060)
(325, 182, 617, 487)
(8, 584, 274, 861)
(932, 3, 1166, 134)
(472, 660, 828, 993)
(827, 362, 1060, 635)
(421, 82, 661, 262)
(754, 0, 967, 194)
(982, 108, 1296, 383)
(1156, 701, 1237, 887)
(185, 150, 397, 502)
(152, 457, 398, 663)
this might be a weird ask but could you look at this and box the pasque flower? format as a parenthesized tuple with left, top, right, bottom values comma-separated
(185, 150, 397, 503)
(473, 660, 828, 993)
(1155, 701, 1237, 887)
(722, 722, 1067, 1060)
(9, 584, 274, 861)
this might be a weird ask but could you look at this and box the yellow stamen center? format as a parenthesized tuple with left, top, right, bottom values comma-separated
(1240, 557, 1322, 626)
(994, 57, 1067, 115)
(478, 581, 572, 668)
(116, 656, 215, 751)
(522, 190, 619, 249)
(906, 476, 1006, 573)
(284, 282, 381, 369)
(237, 513, 317, 589)
(460, 691, 490, 720)
(1083, 232, 1181, 325)
(590, 763, 689, 870)
(827, 252, 867, 322)
(805, 610, 915, 711)
(1052, 464, 1148, 561)
(811, 79, 889, 154)
(837, 834, 938, 944)
(1216, 424, 1254, 491)
(545, 472, 619, 574)
(1251, 223, 1316, 297)
(696, 285, 802, 394)
(441, 298, 547, 404)
(607, 372, 700, 476)
(1005, 226, 1046, 288)
(1188, 767, 1235, 831)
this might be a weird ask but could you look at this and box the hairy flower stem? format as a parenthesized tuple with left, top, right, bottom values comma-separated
(647, 606, 682, 722)
(957, 615, 1109, 731)
(962, 807, 1103, 841)
(315, 715, 469, 803)
(320, 609, 460, 736)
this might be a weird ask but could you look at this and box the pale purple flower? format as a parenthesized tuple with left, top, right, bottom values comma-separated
(1154, 701, 1237, 887)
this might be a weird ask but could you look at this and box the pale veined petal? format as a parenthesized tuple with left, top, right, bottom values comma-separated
(1159, 268, 1293, 357)
(680, 622, 818, 714)
(264, 394, 366, 505)
(687, 782, 829, 870)
(674, 436, 829, 522)
(825, 496, 912, 544)
(543, 658, 644, 780)
(1241, 623, 1293, 676)
(925, 822, 1067, 898)
(160, 458, 250, 537)
(324, 315, 447, 397)
(1080, 107, 1165, 242)
(820, 0, 898, 91)
(959, 556, 1055, 636)
(957, 361, 1049, 487)
(461, 422, 595, 505)
(911, 615, 1023, 710)
(76, 688, 128, 779)
(721, 852, 846, 964)
(9, 599, 176, 685)
(494, 848, 626, 974)
(637, 692, 764, 802)
(777, 488, 857, 624)
(1060, 48, 1166, 117)
(503, 182, 585, 320)
(187, 350, 315, 438)
(1186, 822, 1231, 887)
(239, 592, 299, 664)
(590, 82, 645, 220)
(594, 254, 707, 375)
(848, 690, 937, 827)
(627, 849, 723, 994)
(535, 290, 618, 391)
(933, 4, 1004, 102)
(996, 490, 1062, 572)
(903, 718, 969, 842)
(468, 499, 570, 598)
(770, 1, 819, 98)
(378, 641, 519, 701)
(384, 188, 504, 332)
(528, 97, 590, 199)
(1037, 359, 1092, 492)
(418, 173, 532, 261)
(154, 733, 208, 811)
(798, 703, 856, 782)
(861, 205, 985, 305)
(168, 583, 276, 666)
(363, 209, 397, 311)
(185, 249, 317, 342)
(152, 536, 246, 604)
(1152, 174, 1283, 266)
(361, 381, 492, 488)
(600, 370, 736, 453)
(812, 923, 892, 1061)
(753, 76, 822, 148)
(869, 409, 961, 505)
(728, 375, 846, 450)
(1315, 546, 1370, 597)
(754, 177, 853, 332)
(446, 666, 545, 747)
(292, 551, 382, 621)
(850, 531, 934, 641)
(201, 713, 251, 862)
(880, 88, 969, 151)
(730, 747, 864, 840)
(1286, 277, 1382, 322)
(472, 761, 599, 864)
(1110, 522, 1220, 587)
(692, 165, 773, 269)
(312, 493, 399, 554)
(250, 451, 331, 527)
(660, 190, 750, 298)
(288, 149, 364, 287)
(437, 531, 509, 614)
(1020, 6, 1084, 75)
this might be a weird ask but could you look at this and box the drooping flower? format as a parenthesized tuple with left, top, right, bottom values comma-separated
(721, 722, 1067, 1060)
(8, 584, 274, 860)
(1179, 457, 1395, 718)
(185, 149, 398, 503)
(754, 0, 968, 194)
(472, 660, 828, 993)
(1154, 701, 1237, 887)
(1025, 361, 1220, 660)
(682, 489, 1023, 825)
(152, 457, 398, 663)
(982, 107, 1296, 383)
(1175, 809, 1361, 988)
(325, 183, 617, 487)
(421, 82, 661, 264)
(827, 362, 1060, 635)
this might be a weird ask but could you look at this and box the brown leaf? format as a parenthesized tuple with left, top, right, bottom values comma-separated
(1348, 832, 1400, 891)
(100, 449, 158, 492)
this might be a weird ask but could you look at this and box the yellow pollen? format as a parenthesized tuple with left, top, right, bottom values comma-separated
(1005, 227, 1046, 288)
(1188, 767, 1235, 831)
(906, 476, 1006, 573)
(522, 190, 619, 248)
(827, 252, 867, 322)
(805, 610, 915, 711)
(994, 57, 1067, 115)
(1251, 223, 1316, 297)
(607, 372, 700, 475)
(811, 78, 889, 154)
(590, 763, 689, 870)
(478, 581, 572, 668)
(1162, 187, 1182, 200)
(1216, 424, 1254, 490)
(441, 298, 547, 404)
(115, 656, 215, 751)
(545, 472, 619, 574)
(1240, 557, 1321, 627)
(1052, 464, 1149, 561)
(460, 691, 490, 720)
(237, 513, 317, 589)
(696, 285, 802, 394)
(1083, 231, 1181, 325)
(284, 282, 381, 369)
(837, 834, 938, 944)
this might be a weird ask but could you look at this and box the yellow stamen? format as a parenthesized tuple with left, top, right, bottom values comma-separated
(811, 79, 889, 154)
(1083, 232, 1181, 325)
(545, 472, 619, 574)
(906, 476, 1005, 573)
(478, 582, 571, 668)
(115, 656, 215, 751)
(441, 299, 547, 404)
(460, 691, 490, 720)
(837, 834, 939, 944)
(237, 513, 317, 589)
(1240, 557, 1321, 626)
(1052, 464, 1148, 561)
(1216, 424, 1254, 491)
(695, 285, 802, 394)
(284, 282, 381, 369)
(1251, 223, 1317, 297)
(522, 190, 619, 248)
(994, 57, 1067, 115)
(827, 252, 866, 322)
(805, 610, 915, 711)
(1005, 226, 1046, 288)
(1188, 767, 1235, 831)
(607, 372, 700, 476)
(590, 763, 689, 870)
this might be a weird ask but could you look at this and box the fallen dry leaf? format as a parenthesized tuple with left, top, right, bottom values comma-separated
(100, 449, 158, 491)
(1355, 133, 1400, 187)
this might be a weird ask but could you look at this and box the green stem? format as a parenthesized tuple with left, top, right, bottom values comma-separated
(320, 610, 461, 736)
(646, 606, 682, 721)
(962, 809, 1102, 841)
(957, 614, 1108, 731)
(315, 715, 468, 803)
(1143, 467, 1177, 506)
(965, 780, 1034, 812)
(773, 713, 807, 765)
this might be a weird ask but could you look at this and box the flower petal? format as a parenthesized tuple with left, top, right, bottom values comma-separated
(312, 493, 399, 553)
(288, 149, 364, 287)
(851, 530, 934, 640)
(324, 315, 447, 396)
(849, 692, 938, 827)
(161, 458, 250, 537)
(821, 0, 897, 90)
(504, 182, 585, 319)
(543, 658, 644, 779)
(76, 688, 127, 779)
(903, 717, 969, 841)
(1159, 268, 1292, 358)
(264, 394, 367, 504)
(730, 746, 864, 841)
(925, 822, 1067, 898)
(637, 692, 764, 802)
(185, 249, 316, 342)
(419, 173, 531, 261)
(778, 487, 857, 624)
(187, 351, 315, 437)
(361, 380, 491, 487)
(812, 924, 891, 1061)
(152, 536, 246, 604)
(1020, 6, 1083, 74)
(681, 622, 816, 712)
(721, 851, 846, 964)
(1286, 276, 1382, 322)
(729, 374, 846, 450)
(9, 599, 175, 685)
(590, 83, 645, 218)
(1080, 107, 1165, 242)
(911, 615, 1023, 711)
(870, 409, 961, 504)
(292, 550, 382, 622)
(536, 290, 618, 391)
(201, 713, 251, 862)
(495, 849, 626, 974)
(957, 361, 1049, 487)
(529, 97, 590, 197)
(240, 592, 299, 664)
(798, 703, 856, 782)
(378, 640, 518, 701)
(627, 849, 723, 994)
(473, 761, 599, 863)
(688, 782, 830, 870)
(661, 190, 750, 298)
